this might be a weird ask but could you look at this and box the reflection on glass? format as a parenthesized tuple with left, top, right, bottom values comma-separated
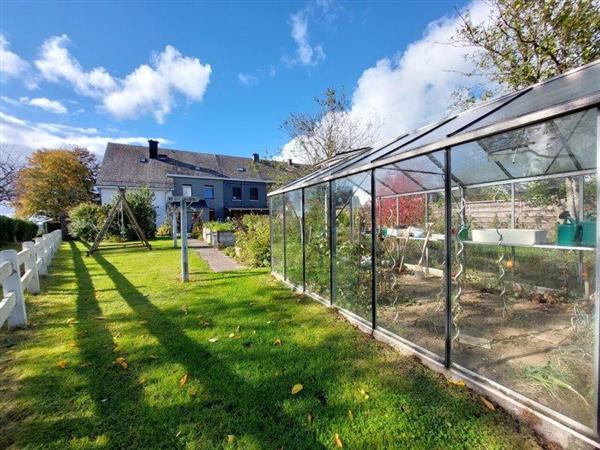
(284, 190, 303, 286)
(333, 173, 372, 321)
(304, 183, 330, 299)
(451, 110, 597, 427)
(375, 151, 446, 358)
(271, 195, 284, 276)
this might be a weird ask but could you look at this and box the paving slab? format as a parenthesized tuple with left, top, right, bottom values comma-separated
(188, 239, 243, 272)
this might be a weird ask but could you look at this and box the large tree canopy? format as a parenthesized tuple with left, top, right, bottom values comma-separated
(455, 0, 600, 91)
(14, 149, 97, 219)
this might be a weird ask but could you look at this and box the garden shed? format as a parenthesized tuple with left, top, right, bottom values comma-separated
(268, 61, 600, 445)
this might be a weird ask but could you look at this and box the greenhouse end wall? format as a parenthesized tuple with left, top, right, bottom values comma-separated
(269, 106, 599, 444)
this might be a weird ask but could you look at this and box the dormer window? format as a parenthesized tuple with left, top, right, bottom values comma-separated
(139, 157, 148, 163)
(158, 154, 168, 161)
(237, 167, 246, 172)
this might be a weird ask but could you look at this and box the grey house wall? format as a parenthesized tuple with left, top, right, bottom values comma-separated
(171, 177, 269, 226)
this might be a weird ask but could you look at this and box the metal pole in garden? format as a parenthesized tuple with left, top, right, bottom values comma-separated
(181, 198, 189, 282)
(172, 208, 178, 248)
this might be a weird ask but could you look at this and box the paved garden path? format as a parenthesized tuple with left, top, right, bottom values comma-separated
(188, 239, 243, 272)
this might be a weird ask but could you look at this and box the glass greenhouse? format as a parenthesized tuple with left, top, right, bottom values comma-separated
(269, 61, 600, 443)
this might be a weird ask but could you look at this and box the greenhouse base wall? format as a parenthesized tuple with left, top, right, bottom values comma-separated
(271, 272, 600, 450)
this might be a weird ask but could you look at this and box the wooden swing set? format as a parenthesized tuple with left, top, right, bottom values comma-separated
(87, 187, 152, 256)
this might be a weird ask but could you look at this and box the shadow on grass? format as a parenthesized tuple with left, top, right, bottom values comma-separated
(92, 250, 327, 449)
(71, 242, 176, 448)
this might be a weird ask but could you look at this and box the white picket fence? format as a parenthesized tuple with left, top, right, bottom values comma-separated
(0, 230, 62, 328)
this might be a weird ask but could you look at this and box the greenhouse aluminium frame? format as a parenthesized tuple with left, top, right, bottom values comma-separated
(269, 61, 600, 446)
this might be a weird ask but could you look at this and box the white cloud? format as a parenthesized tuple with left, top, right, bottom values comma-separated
(349, 0, 492, 142)
(238, 73, 258, 86)
(35, 35, 117, 97)
(20, 96, 68, 114)
(0, 110, 171, 158)
(0, 34, 29, 79)
(285, 6, 326, 67)
(34, 36, 211, 123)
(102, 45, 211, 123)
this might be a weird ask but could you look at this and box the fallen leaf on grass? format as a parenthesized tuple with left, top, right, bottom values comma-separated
(58, 360, 68, 369)
(179, 373, 189, 386)
(209, 338, 219, 343)
(348, 410, 354, 420)
(229, 333, 235, 338)
(291, 383, 303, 395)
(307, 412, 314, 424)
(235, 325, 240, 333)
(67, 341, 77, 348)
(148, 354, 158, 360)
(448, 378, 465, 387)
(95, 316, 106, 321)
(273, 339, 282, 346)
(139, 377, 147, 385)
(101, 398, 108, 402)
(181, 305, 188, 315)
(66, 318, 77, 325)
(480, 396, 495, 411)
(80, 362, 91, 368)
(227, 435, 236, 444)
(175, 431, 182, 438)
(334, 433, 343, 448)
(112, 345, 122, 353)
(114, 357, 128, 370)
(359, 389, 369, 400)
(139, 320, 148, 325)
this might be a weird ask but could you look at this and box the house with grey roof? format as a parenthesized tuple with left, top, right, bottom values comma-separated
(96, 140, 307, 228)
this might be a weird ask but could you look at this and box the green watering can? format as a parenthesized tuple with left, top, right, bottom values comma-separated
(580, 215, 596, 247)
(556, 211, 579, 246)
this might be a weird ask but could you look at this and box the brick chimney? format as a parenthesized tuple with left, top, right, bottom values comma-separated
(148, 139, 159, 159)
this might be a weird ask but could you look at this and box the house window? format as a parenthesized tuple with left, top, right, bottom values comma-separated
(250, 187, 259, 201)
(232, 186, 242, 200)
(182, 184, 192, 197)
(204, 185, 214, 199)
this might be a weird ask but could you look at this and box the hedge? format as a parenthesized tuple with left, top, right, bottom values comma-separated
(0, 216, 39, 242)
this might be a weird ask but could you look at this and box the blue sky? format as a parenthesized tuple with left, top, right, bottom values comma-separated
(0, 0, 488, 162)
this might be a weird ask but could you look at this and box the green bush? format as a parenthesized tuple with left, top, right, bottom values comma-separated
(68, 203, 105, 242)
(107, 188, 157, 241)
(234, 215, 270, 267)
(0, 216, 16, 242)
(0, 216, 38, 243)
(14, 219, 39, 241)
(205, 221, 234, 232)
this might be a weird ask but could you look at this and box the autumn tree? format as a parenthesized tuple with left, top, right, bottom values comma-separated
(453, 0, 600, 219)
(13, 149, 96, 219)
(281, 87, 377, 165)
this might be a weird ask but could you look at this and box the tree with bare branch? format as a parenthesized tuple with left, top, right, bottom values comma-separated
(0, 144, 22, 204)
(281, 87, 378, 165)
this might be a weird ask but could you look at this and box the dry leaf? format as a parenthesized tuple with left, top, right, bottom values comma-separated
(175, 430, 182, 438)
(139, 377, 147, 385)
(114, 357, 128, 370)
(291, 383, 303, 395)
(68, 341, 77, 348)
(95, 316, 106, 321)
(227, 435, 236, 444)
(307, 412, 314, 424)
(348, 410, 353, 420)
(273, 339, 282, 346)
(181, 305, 188, 315)
(235, 325, 240, 332)
(480, 396, 495, 411)
(113, 345, 122, 353)
(179, 373, 189, 387)
(66, 318, 77, 325)
(334, 433, 343, 448)
(359, 388, 369, 399)
(139, 320, 148, 325)
(148, 354, 158, 360)
(448, 378, 465, 387)
(229, 333, 235, 338)
(209, 338, 219, 343)
(58, 360, 68, 369)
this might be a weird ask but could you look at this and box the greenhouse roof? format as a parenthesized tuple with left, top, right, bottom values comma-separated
(270, 60, 600, 196)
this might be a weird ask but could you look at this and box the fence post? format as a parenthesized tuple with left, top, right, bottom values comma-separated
(35, 237, 48, 276)
(0, 250, 27, 328)
(22, 241, 40, 294)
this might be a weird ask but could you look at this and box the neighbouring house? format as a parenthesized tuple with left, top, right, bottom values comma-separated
(96, 140, 307, 228)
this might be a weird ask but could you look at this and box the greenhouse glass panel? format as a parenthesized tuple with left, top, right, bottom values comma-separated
(271, 194, 284, 277)
(284, 190, 303, 286)
(304, 183, 330, 299)
(450, 108, 597, 428)
(375, 151, 446, 358)
(333, 173, 373, 321)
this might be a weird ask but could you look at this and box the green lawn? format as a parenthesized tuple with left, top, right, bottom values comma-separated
(0, 239, 541, 449)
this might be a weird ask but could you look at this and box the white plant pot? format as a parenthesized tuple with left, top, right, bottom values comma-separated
(471, 228, 547, 246)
